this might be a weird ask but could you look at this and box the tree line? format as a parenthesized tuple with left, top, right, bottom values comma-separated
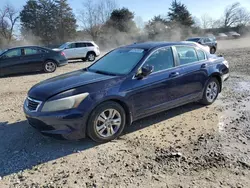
(0, 0, 249, 49)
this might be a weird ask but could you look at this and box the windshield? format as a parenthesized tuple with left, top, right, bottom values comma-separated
(59, 43, 68, 49)
(186, 38, 200, 42)
(88, 48, 146, 75)
(0, 49, 7, 56)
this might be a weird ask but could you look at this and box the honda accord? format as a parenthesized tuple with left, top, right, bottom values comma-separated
(24, 42, 229, 142)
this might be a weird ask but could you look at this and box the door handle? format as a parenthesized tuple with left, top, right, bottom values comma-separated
(169, 72, 180, 78)
(201, 63, 208, 69)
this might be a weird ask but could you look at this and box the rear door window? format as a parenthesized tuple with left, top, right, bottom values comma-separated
(24, 48, 40, 55)
(76, 43, 87, 48)
(196, 49, 206, 61)
(68, 43, 76, 49)
(175, 46, 199, 65)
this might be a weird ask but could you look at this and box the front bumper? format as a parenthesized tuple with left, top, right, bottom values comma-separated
(24, 106, 88, 140)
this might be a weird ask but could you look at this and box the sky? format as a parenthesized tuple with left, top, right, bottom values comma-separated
(4, 0, 250, 22)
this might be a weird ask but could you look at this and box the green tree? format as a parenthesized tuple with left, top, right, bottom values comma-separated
(55, 0, 77, 43)
(107, 8, 137, 33)
(168, 0, 194, 27)
(144, 15, 169, 39)
(20, 0, 77, 45)
(38, 0, 58, 45)
(20, 0, 42, 41)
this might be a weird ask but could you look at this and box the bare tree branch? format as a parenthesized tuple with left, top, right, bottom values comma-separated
(223, 2, 250, 28)
(200, 14, 213, 29)
(79, 0, 117, 40)
(0, 3, 19, 43)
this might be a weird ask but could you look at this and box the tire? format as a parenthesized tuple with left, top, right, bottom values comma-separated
(44, 60, 57, 73)
(210, 47, 216, 54)
(87, 101, 126, 143)
(86, 52, 96, 62)
(200, 77, 220, 105)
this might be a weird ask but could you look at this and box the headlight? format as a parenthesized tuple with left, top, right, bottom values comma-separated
(41, 93, 89, 112)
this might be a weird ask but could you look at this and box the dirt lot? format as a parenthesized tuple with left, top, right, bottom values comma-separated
(0, 39, 250, 188)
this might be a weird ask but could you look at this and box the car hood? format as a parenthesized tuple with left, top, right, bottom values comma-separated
(28, 70, 117, 101)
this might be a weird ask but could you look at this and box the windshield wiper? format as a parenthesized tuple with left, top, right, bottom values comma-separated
(94, 70, 117, 76)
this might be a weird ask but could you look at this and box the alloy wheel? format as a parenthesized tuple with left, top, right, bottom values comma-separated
(95, 109, 122, 138)
(45, 62, 56, 72)
(206, 81, 218, 103)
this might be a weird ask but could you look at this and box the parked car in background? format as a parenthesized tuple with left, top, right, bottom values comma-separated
(227, 31, 241, 39)
(181, 41, 210, 53)
(205, 34, 216, 41)
(186, 37, 217, 54)
(217, 33, 228, 40)
(0, 46, 68, 77)
(54, 41, 100, 62)
(24, 41, 229, 143)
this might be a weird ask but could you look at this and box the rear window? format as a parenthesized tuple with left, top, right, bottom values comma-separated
(86, 43, 94, 47)
(186, 38, 200, 42)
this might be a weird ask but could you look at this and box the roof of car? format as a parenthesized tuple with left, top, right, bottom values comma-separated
(68, 41, 95, 43)
(5, 45, 48, 51)
(124, 41, 197, 50)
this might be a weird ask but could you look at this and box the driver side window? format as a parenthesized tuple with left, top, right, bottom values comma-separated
(144, 47, 174, 73)
(68, 43, 76, 49)
(2, 49, 22, 59)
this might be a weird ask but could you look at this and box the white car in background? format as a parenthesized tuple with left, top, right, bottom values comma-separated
(54, 41, 100, 62)
(227, 31, 241, 39)
(217, 33, 228, 40)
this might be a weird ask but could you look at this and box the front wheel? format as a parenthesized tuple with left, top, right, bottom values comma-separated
(200, 78, 220, 105)
(87, 52, 96, 62)
(44, 61, 57, 73)
(87, 101, 126, 143)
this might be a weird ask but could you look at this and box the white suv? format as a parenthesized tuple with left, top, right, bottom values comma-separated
(55, 41, 100, 62)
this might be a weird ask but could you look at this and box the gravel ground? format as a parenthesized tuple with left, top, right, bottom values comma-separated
(0, 39, 250, 188)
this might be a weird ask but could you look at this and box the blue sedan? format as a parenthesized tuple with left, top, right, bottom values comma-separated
(23, 42, 229, 142)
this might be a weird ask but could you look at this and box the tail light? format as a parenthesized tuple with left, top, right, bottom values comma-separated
(61, 51, 65, 56)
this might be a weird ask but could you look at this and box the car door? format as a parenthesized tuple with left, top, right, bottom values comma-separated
(75, 42, 87, 58)
(173, 45, 209, 99)
(126, 47, 185, 119)
(63, 43, 76, 59)
(0, 48, 23, 75)
(21, 47, 45, 71)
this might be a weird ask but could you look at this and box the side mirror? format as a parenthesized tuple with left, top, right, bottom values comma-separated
(136, 65, 154, 79)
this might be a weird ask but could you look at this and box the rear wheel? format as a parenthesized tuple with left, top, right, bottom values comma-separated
(86, 52, 96, 62)
(87, 101, 126, 143)
(44, 60, 57, 73)
(200, 78, 220, 105)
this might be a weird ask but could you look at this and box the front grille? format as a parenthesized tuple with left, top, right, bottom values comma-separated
(26, 97, 42, 112)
